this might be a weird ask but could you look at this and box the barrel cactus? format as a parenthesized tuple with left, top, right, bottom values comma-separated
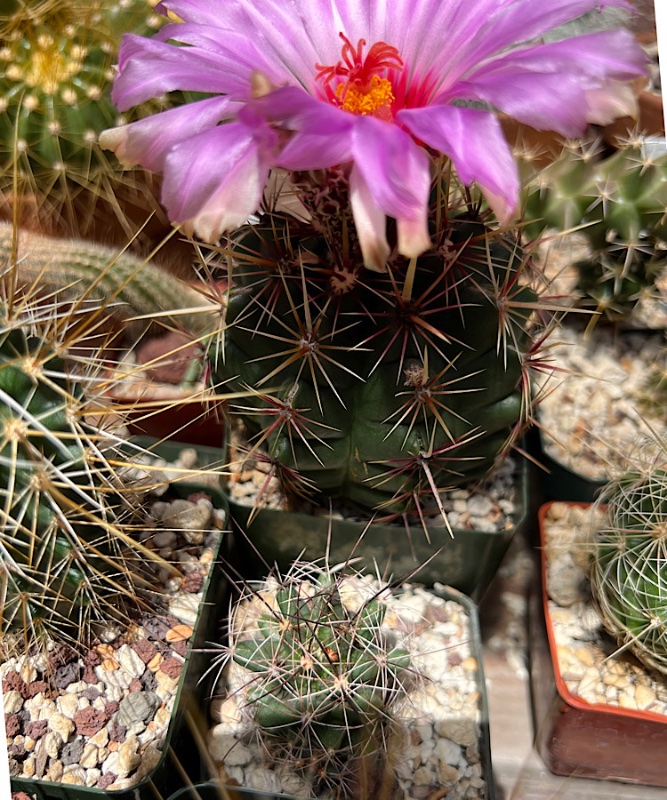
(590, 465, 667, 675)
(211, 173, 540, 517)
(219, 561, 411, 792)
(522, 141, 667, 319)
(0, 224, 215, 655)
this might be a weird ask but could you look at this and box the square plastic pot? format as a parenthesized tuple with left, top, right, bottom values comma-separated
(168, 587, 495, 800)
(9, 479, 229, 800)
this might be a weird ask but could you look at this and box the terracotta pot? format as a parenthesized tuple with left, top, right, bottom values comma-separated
(530, 501, 667, 787)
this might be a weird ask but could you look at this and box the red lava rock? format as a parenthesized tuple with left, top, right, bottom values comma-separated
(448, 652, 463, 667)
(97, 773, 117, 789)
(131, 638, 158, 664)
(5, 713, 21, 737)
(105, 700, 120, 717)
(108, 719, 127, 743)
(187, 491, 212, 503)
(54, 662, 80, 689)
(82, 664, 97, 684)
(159, 657, 183, 680)
(2, 671, 29, 698)
(182, 571, 204, 593)
(24, 719, 49, 739)
(129, 678, 143, 692)
(12, 792, 32, 800)
(48, 642, 77, 670)
(27, 680, 51, 698)
(73, 707, 109, 737)
(170, 639, 189, 658)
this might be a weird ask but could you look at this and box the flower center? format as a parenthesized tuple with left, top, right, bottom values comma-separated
(315, 33, 403, 119)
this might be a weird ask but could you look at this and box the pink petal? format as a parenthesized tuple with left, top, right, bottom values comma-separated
(351, 117, 431, 224)
(112, 34, 249, 111)
(161, 123, 272, 242)
(99, 97, 236, 172)
(399, 105, 519, 223)
(349, 166, 390, 272)
(446, 30, 646, 136)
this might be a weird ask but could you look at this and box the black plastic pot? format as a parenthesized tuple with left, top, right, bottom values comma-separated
(9, 479, 229, 800)
(171, 588, 494, 800)
(536, 434, 606, 503)
(228, 455, 529, 603)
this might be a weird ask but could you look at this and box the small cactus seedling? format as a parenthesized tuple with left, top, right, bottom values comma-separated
(522, 139, 667, 319)
(207, 171, 544, 519)
(220, 561, 411, 795)
(590, 463, 667, 675)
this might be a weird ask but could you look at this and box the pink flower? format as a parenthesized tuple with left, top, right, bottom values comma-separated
(101, 0, 646, 270)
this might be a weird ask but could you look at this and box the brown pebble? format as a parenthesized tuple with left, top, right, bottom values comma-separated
(159, 657, 183, 680)
(3, 672, 29, 699)
(27, 680, 51, 699)
(183, 571, 204, 593)
(24, 720, 48, 739)
(131, 639, 158, 665)
(166, 624, 193, 643)
(97, 773, 117, 789)
(73, 707, 109, 737)
(95, 644, 115, 659)
(5, 713, 21, 737)
(170, 639, 189, 658)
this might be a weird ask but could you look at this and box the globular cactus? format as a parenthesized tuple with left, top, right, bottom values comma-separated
(590, 464, 667, 675)
(0, 224, 216, 655)
(0, 0, 180, 246)
(0, 0, 163, 174)
(210, 173, 540, 517)
(522, 141, 667, 319)
(223, 561, 411, 791)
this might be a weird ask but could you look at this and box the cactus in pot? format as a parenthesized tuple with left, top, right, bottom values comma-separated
(212, 561, 412, 795)
(522, 140, 667, 320)
(590, 462, 667, 676)
(97, 0, 646, 517)
(0, 222, 218, 656)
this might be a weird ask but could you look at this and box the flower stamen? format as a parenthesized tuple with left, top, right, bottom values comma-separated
(315, 32, 403, 118)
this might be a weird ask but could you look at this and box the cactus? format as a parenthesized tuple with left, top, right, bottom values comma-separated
(209, 172, 540, 517)
(0, 224, 217, 655)
(0, 0, 183, 246)
(222, 561, 411, 791)
(589, 464, 667, 675)
(522, 140, 667, 319)
(0, 222, 218, 338)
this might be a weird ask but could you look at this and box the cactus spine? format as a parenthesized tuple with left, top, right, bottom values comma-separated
(590, 465, 667, 675)
(0, 224, 216, 655)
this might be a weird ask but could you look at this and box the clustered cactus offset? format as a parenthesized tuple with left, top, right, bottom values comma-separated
(590, 463, 667, 675)
(522, 140, 667, 319)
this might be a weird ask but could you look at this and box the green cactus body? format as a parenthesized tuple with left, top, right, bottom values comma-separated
(522, 144, 667, 318)
(213, 207, 536, 516)
(230, 564, 410, 775)
(0, 224, 216, 653)
(590, 469, 667, 675)
(0, 0, 162, 176)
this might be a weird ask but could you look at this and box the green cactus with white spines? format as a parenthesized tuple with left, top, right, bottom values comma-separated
(209, 172, 540, 517)
(0, 224, 218, 655)
(522, 141, 667, 319)
(0, 0, 186, 247)
(590, 465, 667, 675)
(0, 0, 162, 173)
(225, 561, 411, 790)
